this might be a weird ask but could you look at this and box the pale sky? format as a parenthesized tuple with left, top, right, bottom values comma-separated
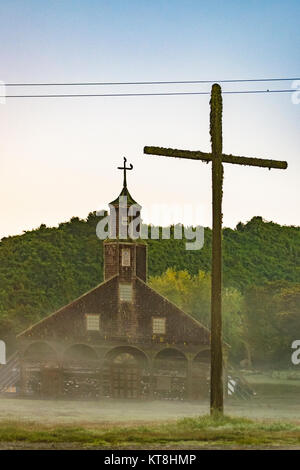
(0, 0, 299, 240)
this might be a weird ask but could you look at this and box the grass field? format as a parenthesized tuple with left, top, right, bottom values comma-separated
(0, 372, 300, 449)
(0, 414, 300, 449)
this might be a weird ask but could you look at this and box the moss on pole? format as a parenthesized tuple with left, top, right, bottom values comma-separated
(144, 147, 287, 170)
(210, 83, 224, 416)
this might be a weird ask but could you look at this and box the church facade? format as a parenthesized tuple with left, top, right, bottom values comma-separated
(17, 164, 211, 400)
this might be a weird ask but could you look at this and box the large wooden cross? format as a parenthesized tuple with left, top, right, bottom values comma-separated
(144, 83, 288, 415)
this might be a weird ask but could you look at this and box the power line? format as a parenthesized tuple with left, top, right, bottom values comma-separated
(3, 77, 300, 87)
(2, 89, 297, 98)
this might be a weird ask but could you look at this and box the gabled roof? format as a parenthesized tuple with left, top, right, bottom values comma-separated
(135, 277, 211, 337)
(17, 275, 118, 338)
(17, 273, 220, 346)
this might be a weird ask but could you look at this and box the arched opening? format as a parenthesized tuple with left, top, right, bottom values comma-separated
(153, 348, 188, 400)
(102, 346, 149, 399)
(23, 342, 59, 397)
(62, 344, 100, 399)
(194, 349, 211, 363)
(63, 344, 98, 363)
(24, 341, 57, 363)
(192, 349, 211, 400)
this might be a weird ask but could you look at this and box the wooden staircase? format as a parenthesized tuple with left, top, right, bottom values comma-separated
(0, 352, 20, 393)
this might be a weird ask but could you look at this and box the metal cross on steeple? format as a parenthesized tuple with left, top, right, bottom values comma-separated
(118, 157, 133, 188)
(144, 83, 288, 416)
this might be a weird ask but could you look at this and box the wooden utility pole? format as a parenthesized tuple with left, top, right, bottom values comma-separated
(144, 83, 287, 416)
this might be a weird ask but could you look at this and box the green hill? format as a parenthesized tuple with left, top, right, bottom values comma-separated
(0, 213, 299, 338)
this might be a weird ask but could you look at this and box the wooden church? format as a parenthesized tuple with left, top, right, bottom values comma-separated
(16, 160, 211, 400)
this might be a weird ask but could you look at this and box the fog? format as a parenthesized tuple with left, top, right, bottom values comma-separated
(0, 378, 299, 425)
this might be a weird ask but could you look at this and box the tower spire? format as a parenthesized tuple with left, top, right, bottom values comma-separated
(117, 157, 133, 188)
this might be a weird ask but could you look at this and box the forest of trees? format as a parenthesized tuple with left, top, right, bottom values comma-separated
(150, 269, 300, 366)
(0, 212, 299, 365)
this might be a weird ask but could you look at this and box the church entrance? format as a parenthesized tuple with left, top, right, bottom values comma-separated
(110, 354, 142, 398)
(102, 347, 149, 399)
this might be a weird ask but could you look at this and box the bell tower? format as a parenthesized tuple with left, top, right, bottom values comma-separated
(103, 158, 147, 282)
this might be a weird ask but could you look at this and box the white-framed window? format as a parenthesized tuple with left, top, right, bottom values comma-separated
(119, 283, 133, 302)
(121, 248, 131, 266)
(121, 216, 128, 226)
(152, 317, 166, 334)
(86, 314, 100, 331)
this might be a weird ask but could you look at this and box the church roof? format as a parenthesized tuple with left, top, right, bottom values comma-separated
(17, 273, 211, 343)
(109, 185, 141, 208)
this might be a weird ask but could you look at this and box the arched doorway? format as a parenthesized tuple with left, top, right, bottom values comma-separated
(153, 348, 188, 400)
(102, 346, 149, 399)
(192, 349, 210, 400)
(24, 341, 57, 363)
(23, 341, 59, 397)
(62, 344, 100, 398)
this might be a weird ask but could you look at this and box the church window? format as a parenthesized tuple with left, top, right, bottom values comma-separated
(122, 248, 131, 266)
(121, 216, 128, 225)
(86, 314, 100, 331)
(152, 317, 166, 334)
(119, 283, 133, 302)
